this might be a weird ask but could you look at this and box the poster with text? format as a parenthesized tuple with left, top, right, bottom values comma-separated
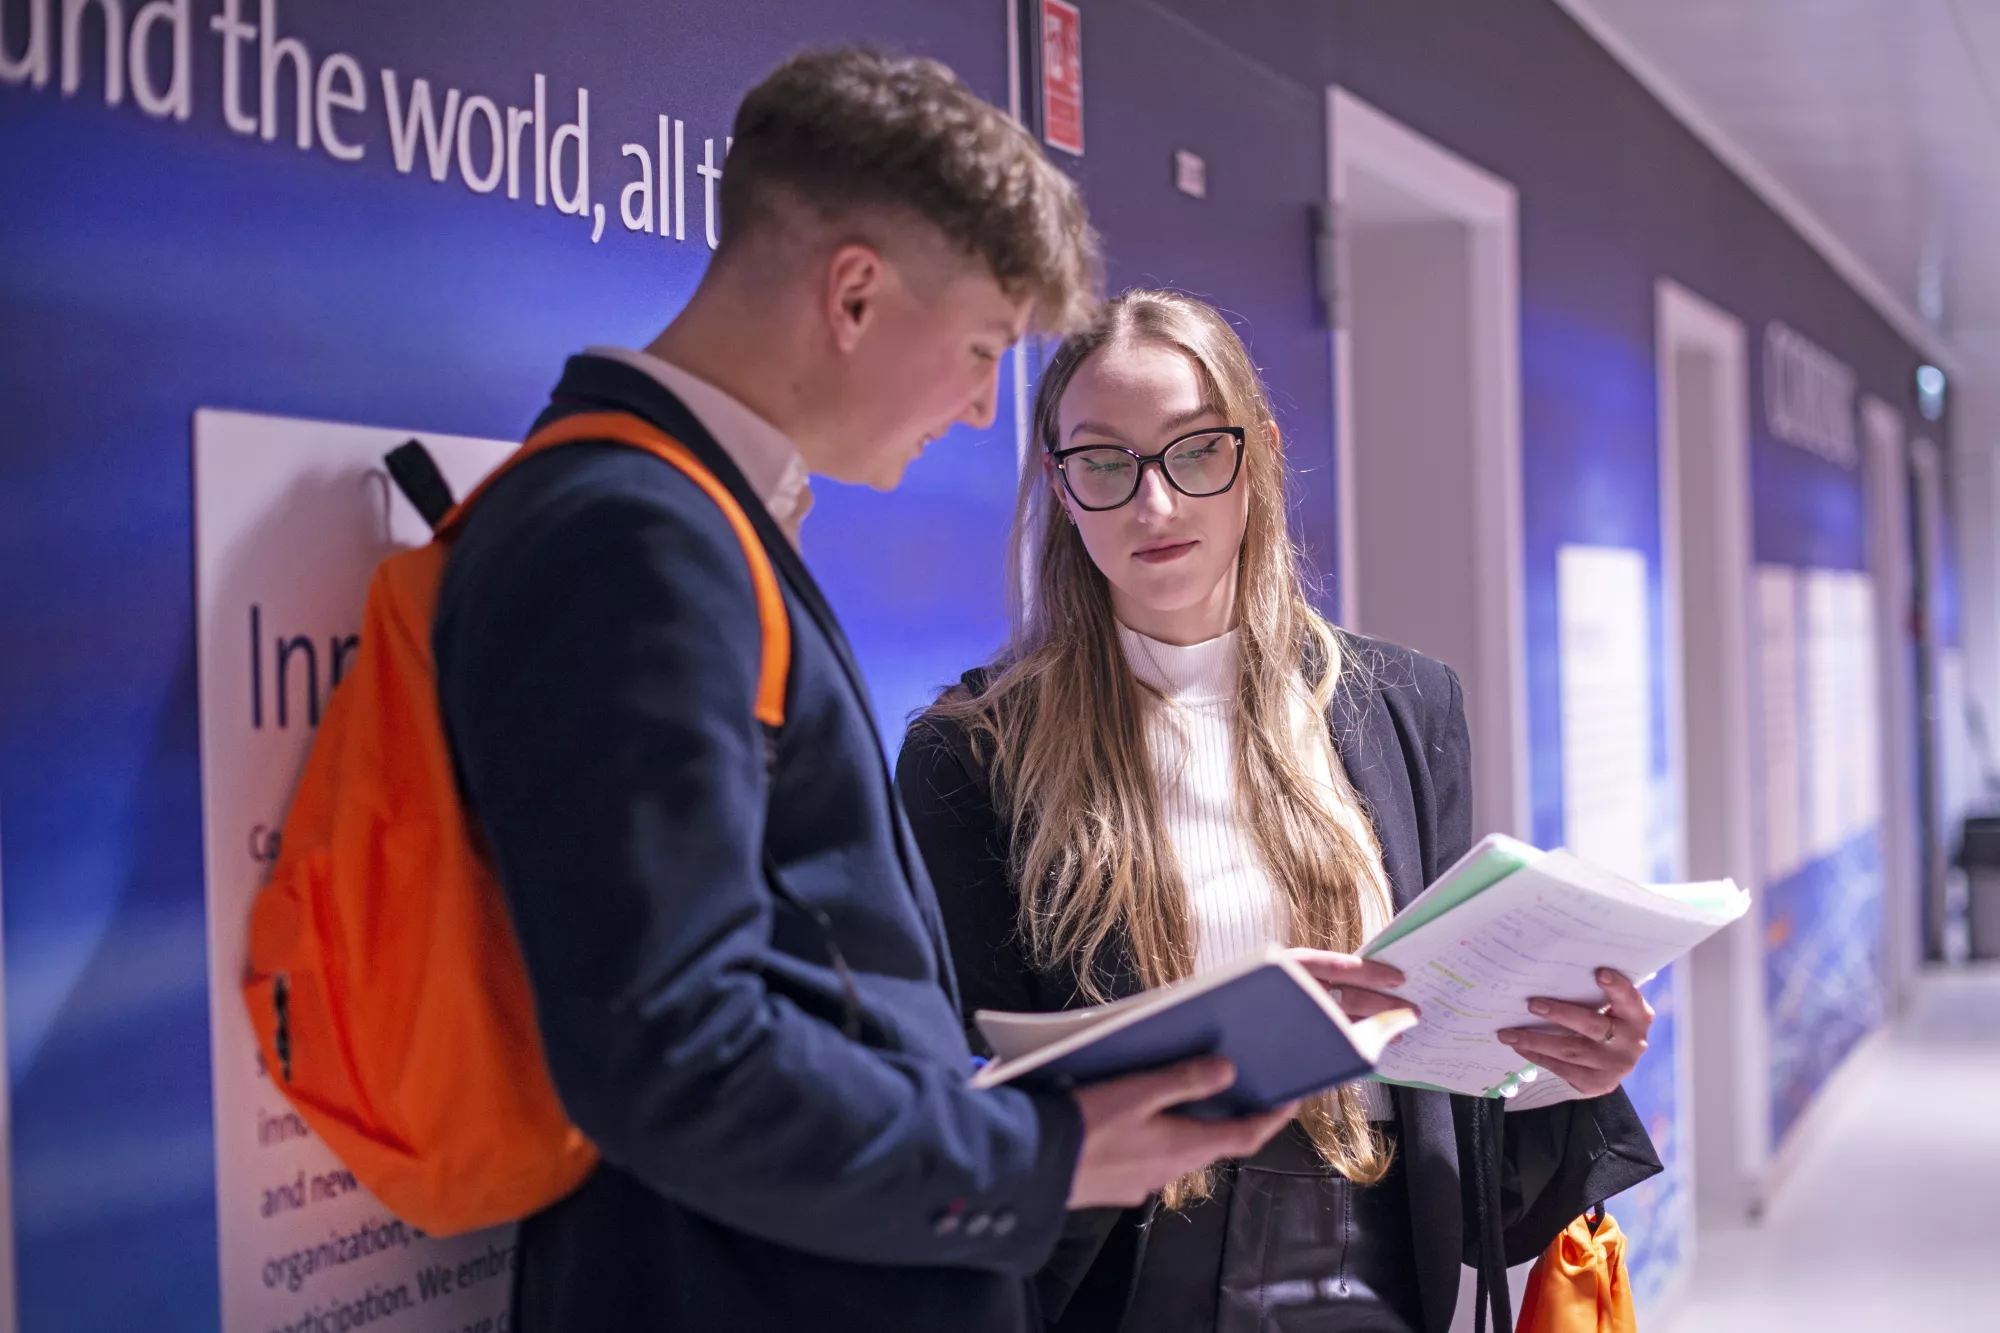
(1802, 571, 1848, 860)
(1556, 545, 1654, 882)
(1756, 566, 1804, 883)
(1557, 547, 1682, 1305)
(196, 410, 515, 1333)
(1762, 565, 1886, 1142)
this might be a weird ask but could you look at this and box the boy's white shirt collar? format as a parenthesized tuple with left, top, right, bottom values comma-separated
(585, 345, 813, 546)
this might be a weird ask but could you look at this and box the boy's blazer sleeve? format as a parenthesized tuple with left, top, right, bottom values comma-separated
(436, 469, 1081, 1273)
(896, 712, 1131, 1326)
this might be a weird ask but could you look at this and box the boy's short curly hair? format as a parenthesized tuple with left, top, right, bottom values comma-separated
(721, 48, 1100, 334)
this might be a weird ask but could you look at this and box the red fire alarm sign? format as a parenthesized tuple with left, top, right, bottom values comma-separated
(1041, 0, 1084, 157)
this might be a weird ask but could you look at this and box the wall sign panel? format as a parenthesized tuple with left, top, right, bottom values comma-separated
(194, 410, 515, 1333)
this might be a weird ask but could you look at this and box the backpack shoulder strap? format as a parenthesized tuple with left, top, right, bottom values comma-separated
(439, 410, 791, 730)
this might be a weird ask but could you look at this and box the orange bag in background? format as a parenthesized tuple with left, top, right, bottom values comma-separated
(1515, 1208, 1638, 1333)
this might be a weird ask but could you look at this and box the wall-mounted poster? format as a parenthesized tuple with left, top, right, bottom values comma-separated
(1802, 570, 1848, 861)
(1761, 563, 1886, 1142)
(195, 410, 515, 1333)
(1837, 574, 1881, 837)
(1556, 545, 1654, 881)
(1757, 566, 1804, 883)
(1555, 544, 1682, 1304)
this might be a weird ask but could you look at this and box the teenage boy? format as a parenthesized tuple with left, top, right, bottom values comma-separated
(435, 49, 1293, 1333)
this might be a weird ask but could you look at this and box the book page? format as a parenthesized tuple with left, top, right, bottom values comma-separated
(1362, 834, 1541, 957)
(974, 945, 1293, 1067)
(1368, 852, 1745, 1096)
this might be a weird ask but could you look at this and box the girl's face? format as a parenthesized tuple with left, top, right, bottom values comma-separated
(1049, 339, 1256, 645)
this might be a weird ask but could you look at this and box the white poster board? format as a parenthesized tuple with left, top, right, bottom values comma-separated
(1801, 568, 1886, 857)
(1557, 545, 1654, 882)
(1838, 573, 1881, 836)
(1756, 566, 1803, 881)
(195, 409, 516, 1333)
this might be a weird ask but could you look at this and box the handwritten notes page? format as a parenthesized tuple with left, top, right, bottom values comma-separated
(1368, 851, 1746, 1097)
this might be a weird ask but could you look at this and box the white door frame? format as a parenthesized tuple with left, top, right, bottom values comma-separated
(1655, 279, 1769, 1228)
(1327, 87, 1529, 839)
(1863, 397, 1922, 1008)
(1910, 437, 1954, 959)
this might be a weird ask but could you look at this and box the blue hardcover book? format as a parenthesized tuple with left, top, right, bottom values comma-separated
(968, 944, 1415, 1119)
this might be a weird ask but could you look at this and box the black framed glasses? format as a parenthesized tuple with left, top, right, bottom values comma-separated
(1048, 426, 1246, 512)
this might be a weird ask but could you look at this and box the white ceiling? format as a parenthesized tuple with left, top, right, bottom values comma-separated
(1560, 0, 2000, 377)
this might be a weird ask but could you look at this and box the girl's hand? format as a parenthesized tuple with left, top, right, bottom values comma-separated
(1495, 968, 1654, 1097)
(1290, 950, 1418, 1023)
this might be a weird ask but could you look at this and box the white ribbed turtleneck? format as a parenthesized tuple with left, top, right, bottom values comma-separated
(1116, 623, 1395, 967)
(1118, 623, 1396, 1116)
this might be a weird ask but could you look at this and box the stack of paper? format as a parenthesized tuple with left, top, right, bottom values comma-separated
(1363, 835, 1749, 1098)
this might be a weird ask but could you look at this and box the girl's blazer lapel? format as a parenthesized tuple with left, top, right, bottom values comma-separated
(1328, 671, 1467, 1333)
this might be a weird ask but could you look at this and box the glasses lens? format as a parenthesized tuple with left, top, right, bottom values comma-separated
(1165, 431, 1239, 496)
(1062, 448, 1139, 508)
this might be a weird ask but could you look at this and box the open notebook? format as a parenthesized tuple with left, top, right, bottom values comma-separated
(969, 945, 1416, 1119)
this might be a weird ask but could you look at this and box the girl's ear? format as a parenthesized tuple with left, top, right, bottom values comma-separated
(1265, 418, 1282, 452)
(1041, 453, 1070, 517)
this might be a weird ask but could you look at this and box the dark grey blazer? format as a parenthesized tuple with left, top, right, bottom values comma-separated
(896, 636, 1663, 1333)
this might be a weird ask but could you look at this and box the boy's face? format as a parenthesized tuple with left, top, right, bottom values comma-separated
(811, 242, 1034, 491)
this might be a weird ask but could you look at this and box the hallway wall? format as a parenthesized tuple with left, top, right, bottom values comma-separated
(0, 0, 1960, 1326)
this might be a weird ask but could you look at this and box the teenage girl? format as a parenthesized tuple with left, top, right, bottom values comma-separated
(898, 290, 1662, 1332)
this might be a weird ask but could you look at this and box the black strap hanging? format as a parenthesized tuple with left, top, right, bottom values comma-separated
(384, 439, 457, 532)
(1472, 1097, 1514, 1333)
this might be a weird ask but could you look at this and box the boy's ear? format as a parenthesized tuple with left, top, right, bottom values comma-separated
(825, 243, 887, 353)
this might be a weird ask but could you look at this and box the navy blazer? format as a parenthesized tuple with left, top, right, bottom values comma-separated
(897, 638, 1663, 1333)
(434, 355, 1083, 1333)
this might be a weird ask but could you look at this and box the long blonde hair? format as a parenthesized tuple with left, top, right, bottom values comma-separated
(929, 290, 1394, 1197)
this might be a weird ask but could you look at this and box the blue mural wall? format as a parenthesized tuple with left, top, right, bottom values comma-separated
(1764, 832, 1884, 1142)
(0, 0, 1954, 1325)
(0, 3, 1020, 1327)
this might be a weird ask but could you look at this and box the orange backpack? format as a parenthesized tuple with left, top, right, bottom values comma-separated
(242, 410, 791, 1238)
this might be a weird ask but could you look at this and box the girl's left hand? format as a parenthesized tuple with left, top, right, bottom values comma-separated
(1495, 969, 1654, 1097)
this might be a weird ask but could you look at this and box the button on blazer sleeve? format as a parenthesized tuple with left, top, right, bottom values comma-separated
(897, 709, 1135, 1326)
(436, 470, 1079, 1273)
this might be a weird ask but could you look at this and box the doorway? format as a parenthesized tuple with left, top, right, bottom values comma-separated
(1655, 280, 1765, 1233)
(1328, 88, 1527, 839)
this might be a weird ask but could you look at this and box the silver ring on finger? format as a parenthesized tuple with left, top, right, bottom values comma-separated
(1601, 1014, 1618, 1044)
